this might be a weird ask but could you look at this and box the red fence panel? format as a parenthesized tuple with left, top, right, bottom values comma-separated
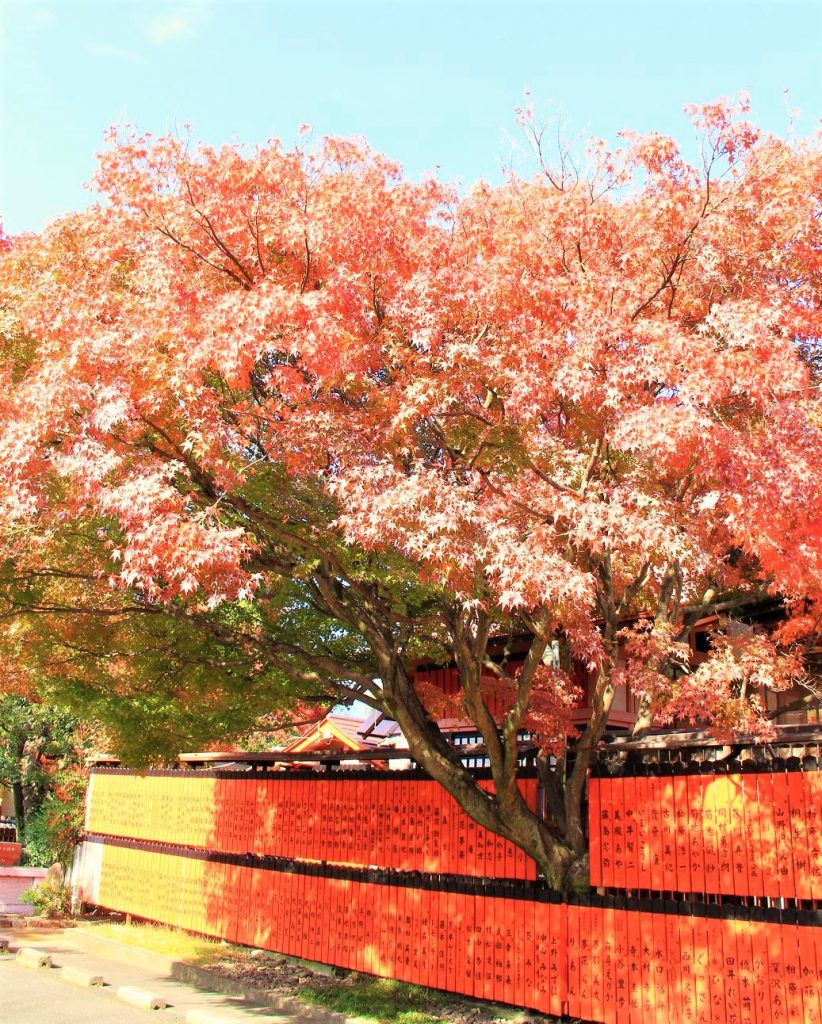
(83, 748, 822, 1024)
(588, 765, 821, 900)
(87, 766, 540, 880)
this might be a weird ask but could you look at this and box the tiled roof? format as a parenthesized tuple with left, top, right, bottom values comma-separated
(283, 713, 381, 752)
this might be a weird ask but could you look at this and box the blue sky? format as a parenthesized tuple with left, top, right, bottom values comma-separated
(2, 1, 820, 235)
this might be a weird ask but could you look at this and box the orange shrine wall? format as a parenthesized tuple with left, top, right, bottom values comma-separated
(75, 759, 822, 1024)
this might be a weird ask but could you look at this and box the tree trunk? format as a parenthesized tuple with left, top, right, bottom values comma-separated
(304, 559, 599, 891)
(382, 660, 584, 891)
(12, 778, 25, 849)
(562, 660, 617, 890)
(632, 695, 654, 737)
(10, 733, 27, 853)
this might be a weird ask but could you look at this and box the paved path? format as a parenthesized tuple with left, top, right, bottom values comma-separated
(0, 956, 172, 1024)
(0, 927, 312, 1024)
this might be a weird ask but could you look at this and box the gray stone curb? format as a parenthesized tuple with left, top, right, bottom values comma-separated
(117, 984, 168, 1010)
(16, 946, 52, 969)
(59, 964, 105, 987)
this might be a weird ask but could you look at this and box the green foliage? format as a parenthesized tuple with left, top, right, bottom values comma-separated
(0, 696, 78, 794)
(22, 770, 86, 868)
(301, 976, 445, 1024)
(22, 806, 62, 868)
(19, 874, 72, 917)
(0, 695, 88, 861)
(3, 583, 321, 767)
(0, 455, 449, 767)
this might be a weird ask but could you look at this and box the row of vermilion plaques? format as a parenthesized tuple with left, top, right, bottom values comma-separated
(85, 769, 538, 880)
(588, 769, 822, 899)
(78, 837, 822, 1024)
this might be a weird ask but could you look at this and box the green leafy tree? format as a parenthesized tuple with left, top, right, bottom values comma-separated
(0, 696, 88, 862)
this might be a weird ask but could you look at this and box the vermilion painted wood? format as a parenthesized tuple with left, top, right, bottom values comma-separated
(634, 774, 650, 884)
(622, 775, 637, 891)
(578, 899, 592, 1022)
(672, 773, 691, 894)
(87, 768, 540, 879)
(798, 918, 822, 1024)
(591, 902, 606, 1024)
(665, 905, 681, 1023)
(756, 772, 780, 899)
(590, 770, 821, 900)
(615, 904, 632, 1024)
(81, 762, 822, 1024)
(771, 771, 795, 901)
(783, 919, 805, 1024)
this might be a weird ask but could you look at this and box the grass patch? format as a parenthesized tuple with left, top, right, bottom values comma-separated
(301, 975, 445, 1024)
(84, 922, 229, 965)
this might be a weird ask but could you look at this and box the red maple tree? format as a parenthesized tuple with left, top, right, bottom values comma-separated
(0, 97, 820, 886)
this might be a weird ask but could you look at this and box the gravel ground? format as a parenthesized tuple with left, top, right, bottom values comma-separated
(205, 948, 552, 1024)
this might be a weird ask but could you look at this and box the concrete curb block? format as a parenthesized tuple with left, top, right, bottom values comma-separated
(59, 964, 104, 987)
(16, 946, 52, 969)
(116, 985, 168, 1011)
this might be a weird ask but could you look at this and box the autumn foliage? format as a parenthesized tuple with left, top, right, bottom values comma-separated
(0, 97, 820, 884)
